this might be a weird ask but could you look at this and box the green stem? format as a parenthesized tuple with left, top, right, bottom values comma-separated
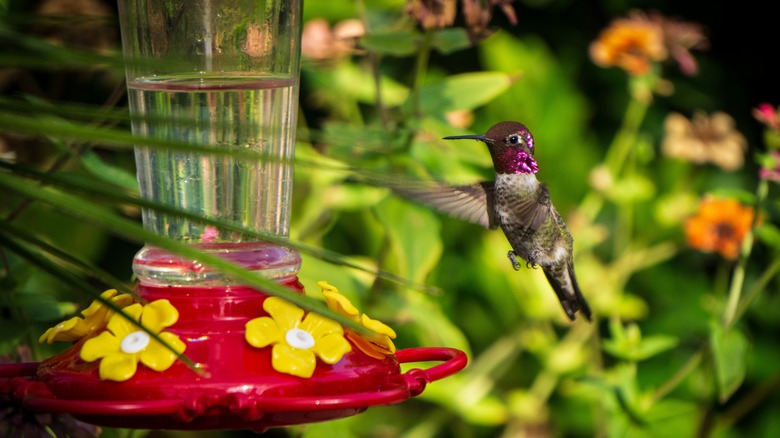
(456, 329, 523, 408)
(604, 95, 649, 175)
(650, 348, 705, 403)
(370, 52, 390, 131)
(396, 29, 434, 156)
(577, 87, 650, 222)
(530, 370, 559, 401)
(411, 30, 433, 115)
(723, 179, 769, 329)
(734, 257, 780, 322)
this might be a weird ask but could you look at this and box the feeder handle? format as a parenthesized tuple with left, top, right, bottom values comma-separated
(395, 347, 468, 382)
(244, 347, 468, 412)
(394, 347, 467, 397)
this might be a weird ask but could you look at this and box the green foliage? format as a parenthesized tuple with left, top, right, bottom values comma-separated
(2, 1, 780, 438)
(709, 323, 749, 403)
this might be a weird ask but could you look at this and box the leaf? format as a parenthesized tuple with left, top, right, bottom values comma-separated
(79, 150, 138, 191)
(710, 322, 749, 402)
(374, 196, 443, 284)
(0, 218, 138, 300)
(416, 72, 514, 117)
(602, 321, 678, 362)
(756, 223, 780, 250)
(318, 121, 407, 159)
(431, 28, 472, 54)
(323, 183, 388, 211)
(305, 62, 409, 107)
(707, 188, 756, 205)
(605, 174, 656, 204)
(360, 31, 420, 56)
(633, 336, 679, 360)
(7, 291, 78, 322)
(360, 28, 472, 56)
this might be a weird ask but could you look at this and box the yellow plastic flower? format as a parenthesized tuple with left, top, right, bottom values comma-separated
(80, 300, 186, 382)
(39, 289, 134, 344)
(245, 297, 351, 378)
(319, 281, 397, 360)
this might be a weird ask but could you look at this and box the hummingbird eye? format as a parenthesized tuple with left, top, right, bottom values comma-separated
(507, 135, 520, 145)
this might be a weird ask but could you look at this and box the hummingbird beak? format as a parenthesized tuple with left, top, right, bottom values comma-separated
(442, 134, 490, 143)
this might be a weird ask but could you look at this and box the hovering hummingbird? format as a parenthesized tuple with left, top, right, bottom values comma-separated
(393, 121, 591, 321)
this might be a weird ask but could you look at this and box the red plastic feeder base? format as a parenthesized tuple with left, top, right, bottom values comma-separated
(0, 281, 467, 432)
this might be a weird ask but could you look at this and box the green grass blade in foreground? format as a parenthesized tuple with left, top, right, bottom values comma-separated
(0, 25, 125, 71)
(0, 218, 139, 300)
(0, 230, 202, 374)
(0, 161, 438, 295)
(0, 171, 364, 333)
(0, 110, 287, 164)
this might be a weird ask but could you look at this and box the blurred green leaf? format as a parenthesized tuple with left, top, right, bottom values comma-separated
(399, 290, 472, 353)
(756, 223, 780, 250)
(411, 362, 509, 425)
(324, 183, 389, 210)
(605, 174, 656, 204)
(416, 72, 514, 117)
(708, 188, 756, 205)
(6, 291, 77, 322)
(603, 320, 678, 362)
(317, 122, 407, 159)
(360, 22, 473, 56)
(0, 25, 124, 70)
(374, 196, 443, 283)
(78, 150, 138, 191)
(710, 323, 749, 402)
(361, 31, 419, 56)
(0, 218, 137, 300)
(431, 28, 472, 54)
(305, 62, 409, 107)
(609, 398, 698, 438)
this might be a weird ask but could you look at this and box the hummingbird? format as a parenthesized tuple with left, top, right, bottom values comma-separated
(393, 121, 591, 321)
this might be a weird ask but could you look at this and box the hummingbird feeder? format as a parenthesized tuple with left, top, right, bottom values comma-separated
(0, 0, 466, 432)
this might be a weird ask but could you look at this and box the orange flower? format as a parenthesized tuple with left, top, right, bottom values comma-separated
(685, 198, 756, 260)
(589, 11, 666, 75)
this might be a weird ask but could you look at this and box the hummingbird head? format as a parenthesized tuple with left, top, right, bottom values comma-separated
(443, 121, 538, 175)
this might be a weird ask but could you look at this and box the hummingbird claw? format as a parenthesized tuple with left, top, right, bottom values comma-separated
(507, 251, 522, 271)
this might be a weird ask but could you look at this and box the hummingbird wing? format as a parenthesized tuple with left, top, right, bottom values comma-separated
(391, 181, 497, 229)
(502, 182, 552, 234)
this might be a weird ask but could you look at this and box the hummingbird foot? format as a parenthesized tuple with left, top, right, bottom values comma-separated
(508, 251, 522, 271)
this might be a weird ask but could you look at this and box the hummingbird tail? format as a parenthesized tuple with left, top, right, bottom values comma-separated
(543, 264, 592, 322)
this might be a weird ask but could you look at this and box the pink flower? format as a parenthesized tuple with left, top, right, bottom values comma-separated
(753, 103, 780, 131)
(759, 151, 780, 181)
(201, 226, 219, 243)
